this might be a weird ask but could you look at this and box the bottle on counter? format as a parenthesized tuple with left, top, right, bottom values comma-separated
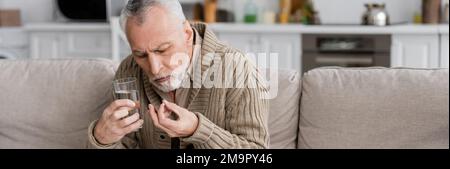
(244, 0, 258, 23)
(204, 0, 217, 23)
(279, 0, 291, 24)
(414, 11, 423, 24)
(263, 7, 276, 24)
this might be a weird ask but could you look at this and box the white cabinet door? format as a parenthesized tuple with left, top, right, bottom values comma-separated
(260, 34, 301, 73)
(215, 32, 261, 65)
(30, 33, 63, 59)
(216, 33, 260, 53)
(0, 28, 28, 59)
(441, 34, 449, 68)
(391, 34, 440, 68)
(215, 32, 301, 72)
(29, 31, 112, 59)
(65, 31, 112, 58)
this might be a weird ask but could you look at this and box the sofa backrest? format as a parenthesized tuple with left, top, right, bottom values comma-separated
(267, 69, 301, 149)
(0, 59, 302, 149)
(0, 59, 117, 148)
(3, 59, 446, 149)
(298, 67, 449, 149)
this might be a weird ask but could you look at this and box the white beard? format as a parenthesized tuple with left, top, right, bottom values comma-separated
(150, 62, 189, 93)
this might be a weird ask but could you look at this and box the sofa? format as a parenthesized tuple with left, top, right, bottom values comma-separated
(0, 59, 448, 149)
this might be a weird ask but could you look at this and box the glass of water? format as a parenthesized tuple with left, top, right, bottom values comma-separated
(113, 77, 140, 118)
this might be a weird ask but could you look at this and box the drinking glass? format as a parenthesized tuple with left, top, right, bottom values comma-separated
(113, 77, 140, 118)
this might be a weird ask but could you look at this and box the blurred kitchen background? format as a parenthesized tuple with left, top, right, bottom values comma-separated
(0, 0, 448, 73)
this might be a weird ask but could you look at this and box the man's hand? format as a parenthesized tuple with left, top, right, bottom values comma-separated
(148, 100, 199, 138)
(93, 99, 144, 145)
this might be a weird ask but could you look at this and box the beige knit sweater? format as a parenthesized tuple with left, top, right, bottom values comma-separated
(87, 23, 269, 149)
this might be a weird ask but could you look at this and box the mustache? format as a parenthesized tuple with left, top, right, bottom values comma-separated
(150, 63, 189, 81)
(151, 70, 185, 81)
(152, 74, 171, 80)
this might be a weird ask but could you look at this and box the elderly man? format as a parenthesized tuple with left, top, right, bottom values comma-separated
(88, 0, 269, 149)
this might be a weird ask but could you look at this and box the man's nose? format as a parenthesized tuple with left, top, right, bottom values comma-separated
(148, 54, 161, 75)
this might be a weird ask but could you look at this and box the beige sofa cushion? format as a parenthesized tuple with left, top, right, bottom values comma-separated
(267, 69, 301, 149)
(0, 59, 117, 148)
(298, 67, 449, 149)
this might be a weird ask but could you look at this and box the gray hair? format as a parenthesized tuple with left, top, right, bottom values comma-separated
(120, 0, 186, 32)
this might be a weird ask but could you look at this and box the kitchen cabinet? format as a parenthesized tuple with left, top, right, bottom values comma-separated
(65, 32, 112, 58)
(216, 32, 301, 72)
(29, 31, 112, 59)
(391, 34, 440, 68)
(441, 34, 449, 68)
(29, 33, 62, 59)
(260, 34, 301, 73)
(216, 33, 260, 54)
(0, 28, 28, 59)
(16, 23, 448, 72)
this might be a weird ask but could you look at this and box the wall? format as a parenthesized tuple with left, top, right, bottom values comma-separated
(314, 0, 422, 24)
(0, 0, 55, 23)
(0, 0, 441, 24)
(0, 0, 128, 23)
(230, 0, 423, 24)
(223, 0, 279, 23)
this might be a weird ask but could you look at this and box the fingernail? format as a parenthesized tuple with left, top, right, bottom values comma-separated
(163, 100, 168, 103)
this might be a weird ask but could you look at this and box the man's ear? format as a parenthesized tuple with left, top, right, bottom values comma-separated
(183, 21, 193, 43)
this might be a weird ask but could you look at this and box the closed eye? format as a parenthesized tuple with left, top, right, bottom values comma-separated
(154, 50, 165, 54)
(133, 51, 147, 58)
(153, 43, 172, 55)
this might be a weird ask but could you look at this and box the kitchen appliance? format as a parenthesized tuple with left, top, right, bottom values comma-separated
(362, 3, 390, 26)
(57, 0, 107, 21)
(302, 34, 391, 73)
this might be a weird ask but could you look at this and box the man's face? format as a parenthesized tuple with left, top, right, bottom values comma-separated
(126, 7, 193, 92)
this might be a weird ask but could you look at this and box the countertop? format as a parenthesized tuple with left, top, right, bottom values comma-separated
(24, 22, 111, 31)
(11, 22, 450, 34)
(209, 23, 449, 34)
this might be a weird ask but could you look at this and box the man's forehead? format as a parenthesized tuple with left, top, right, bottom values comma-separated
(132, 6, 178, 31)
(127, 23, 177, 50)
(127, 11, 181, 47)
